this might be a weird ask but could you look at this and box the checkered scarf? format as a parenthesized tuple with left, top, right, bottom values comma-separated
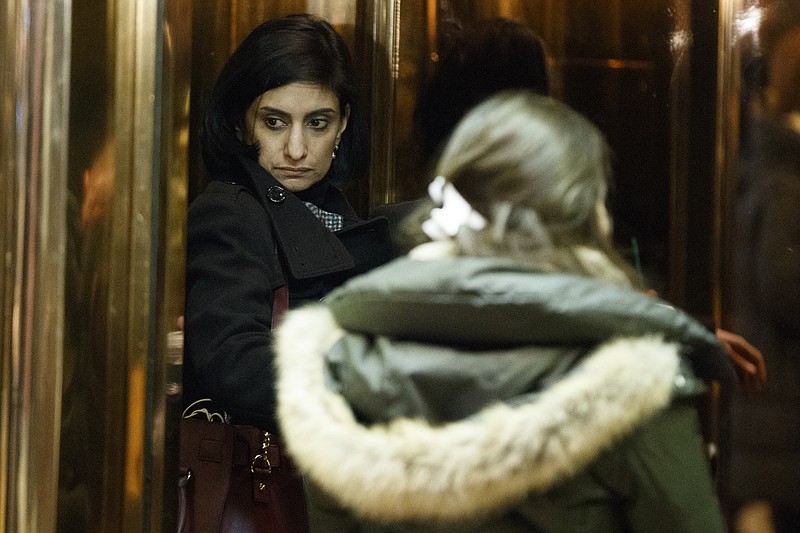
(304, 202, 343, 232)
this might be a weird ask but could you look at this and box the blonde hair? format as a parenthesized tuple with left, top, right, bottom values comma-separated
(434, 91, 638, 287)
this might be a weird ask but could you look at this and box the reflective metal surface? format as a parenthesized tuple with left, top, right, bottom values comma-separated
(724, 1, 800, 526)
(715, 0, 744, 323)
(157, 0, 194, 528)
(0, 0, 71, 531)
(58, 0, 187, 529)
(364, 0, 403, 207)
(111, 0, 161, 528)
(386, 0, 693, 300)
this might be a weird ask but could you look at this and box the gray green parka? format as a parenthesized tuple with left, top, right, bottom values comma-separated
(274, 245, 731, 532)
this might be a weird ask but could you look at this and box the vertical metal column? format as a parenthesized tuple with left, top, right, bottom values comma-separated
(0, 1, 71, 532)
(2, 0, 192, 529)
(364, 0, 403, 208)
(109, 1, 162, 529)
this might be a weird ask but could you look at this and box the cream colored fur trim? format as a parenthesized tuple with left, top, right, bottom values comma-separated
(275, 306, 679, 523)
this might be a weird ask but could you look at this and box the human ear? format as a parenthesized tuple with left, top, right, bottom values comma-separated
(336, 103, 351, 142)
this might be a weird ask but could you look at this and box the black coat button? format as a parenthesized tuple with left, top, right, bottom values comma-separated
(267, 186, 286, 203)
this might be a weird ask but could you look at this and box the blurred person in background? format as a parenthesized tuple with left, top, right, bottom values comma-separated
(729, 2, 800, 531)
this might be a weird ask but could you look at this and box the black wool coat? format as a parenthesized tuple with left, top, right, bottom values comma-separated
(183, 156, 393, 431)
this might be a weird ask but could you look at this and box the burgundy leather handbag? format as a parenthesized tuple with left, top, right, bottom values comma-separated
(177, 417, 308, 533)
(177, 285, 307, 533)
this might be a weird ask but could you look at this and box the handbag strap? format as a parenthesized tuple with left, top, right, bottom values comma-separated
(271, 283, 288, 328)
(271, 244, 289, 329)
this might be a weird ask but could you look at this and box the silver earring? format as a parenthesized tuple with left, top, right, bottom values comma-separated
(332, 144, 339, 159)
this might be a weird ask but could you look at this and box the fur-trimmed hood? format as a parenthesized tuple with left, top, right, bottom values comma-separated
(274, 254, 727, 524)
(276, 331, 699, 523)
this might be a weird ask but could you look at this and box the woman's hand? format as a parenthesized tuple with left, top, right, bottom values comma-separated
(715, 328, 767, 392)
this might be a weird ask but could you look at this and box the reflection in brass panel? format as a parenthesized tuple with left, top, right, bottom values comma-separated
(0, 0, 16, 523)
(667, 0, 691, 308)
(0, 0, 18, 365)
(112, 0, 162, 529)
(714, 0, 743, 327)
(364, 0, 403, 208)
(59, 0, 171, 529)
(724, 1, 800, 522)
(387, 0, 677, 295)
(62, 0, 123, 528)
(1, 1, 71, 532)
(157, 0, 194, 529)
(61, 3, 115, 530)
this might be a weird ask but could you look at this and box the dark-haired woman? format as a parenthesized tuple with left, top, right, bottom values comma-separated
(183, 12, 392, 463)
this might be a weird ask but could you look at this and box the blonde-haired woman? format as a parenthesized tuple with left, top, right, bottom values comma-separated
(275, 91, 731, 532)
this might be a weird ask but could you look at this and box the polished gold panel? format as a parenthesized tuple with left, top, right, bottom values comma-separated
(155, 0, 194, 529)
(364, 0, 403, 207)
(0, 2, 16, 524)
(714, 0, 744, 326)
(60, 0, 116, 527)
(0, 1, 71, 532)
(113, 0, 162, 528)
(57, 0, 187, 529)
(723, 1, 800, 522)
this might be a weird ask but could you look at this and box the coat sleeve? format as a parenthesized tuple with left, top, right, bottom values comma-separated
(614, 401, 727, 533)
(184, 184, 284, 430)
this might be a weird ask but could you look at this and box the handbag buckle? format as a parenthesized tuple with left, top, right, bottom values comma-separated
(250, 432, 272, 475)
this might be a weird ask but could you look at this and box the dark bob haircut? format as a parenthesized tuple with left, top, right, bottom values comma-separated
(202, 14, 366, 185)
(413, 18, 550, 166)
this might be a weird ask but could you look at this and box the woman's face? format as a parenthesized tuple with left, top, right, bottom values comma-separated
(244, 82, 349, 192)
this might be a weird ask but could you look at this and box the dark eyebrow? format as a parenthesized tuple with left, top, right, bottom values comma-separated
(258, 106, 337, 120)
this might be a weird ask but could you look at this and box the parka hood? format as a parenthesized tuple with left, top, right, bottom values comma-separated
(276, 306, 683, 523)
(325, 254, 731, 383)
(275, 254, 729, 523)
